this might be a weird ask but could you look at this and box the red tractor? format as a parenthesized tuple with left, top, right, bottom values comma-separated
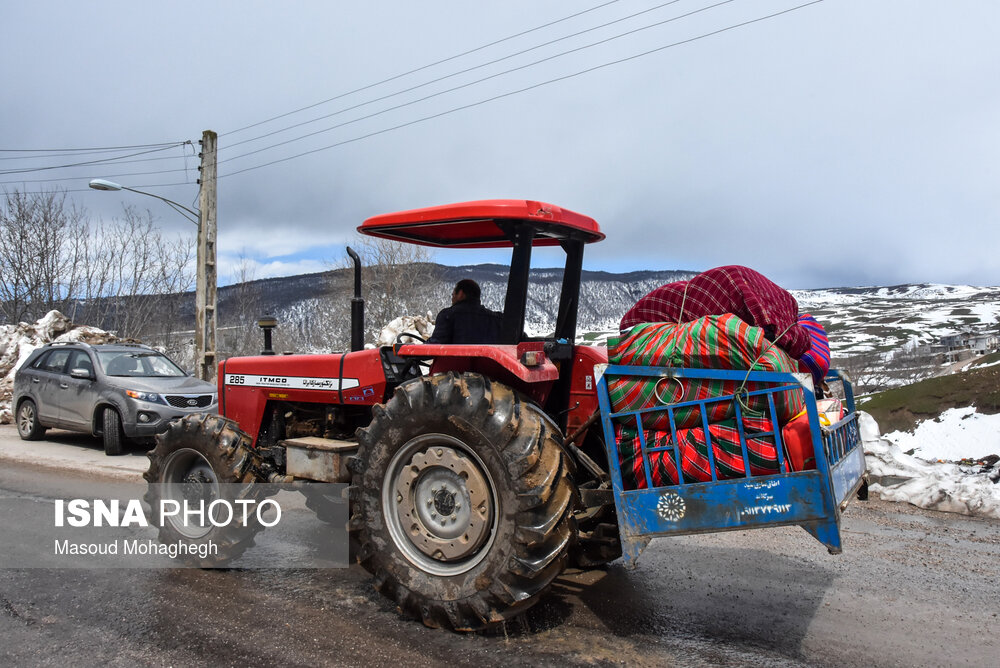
(145, 199, 869, 631)
(146, 200, 617, 630)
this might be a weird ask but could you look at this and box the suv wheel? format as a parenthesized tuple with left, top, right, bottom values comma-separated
(16, 399, 46, 441)
(102, 407, 126, 456)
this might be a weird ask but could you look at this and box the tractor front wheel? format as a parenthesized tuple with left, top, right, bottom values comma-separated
(143, 413, 264, 567)
(352, 372, 575, 631)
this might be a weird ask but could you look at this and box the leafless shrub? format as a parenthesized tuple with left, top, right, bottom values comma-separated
(836, 350, 892, 394)
(0, 189, 87, 322)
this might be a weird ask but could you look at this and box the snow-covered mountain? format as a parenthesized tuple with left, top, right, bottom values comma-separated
(436, 265, 696, 336)
(242, 266, 999, 363)
(791, 284, 1000, 357)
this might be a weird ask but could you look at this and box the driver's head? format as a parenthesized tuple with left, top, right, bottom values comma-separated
(452, 279, 481, 305)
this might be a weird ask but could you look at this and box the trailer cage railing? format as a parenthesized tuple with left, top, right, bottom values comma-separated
(595, 365, 867, 567)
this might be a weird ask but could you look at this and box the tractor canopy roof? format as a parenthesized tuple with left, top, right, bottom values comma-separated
(358, 199, 604, 249)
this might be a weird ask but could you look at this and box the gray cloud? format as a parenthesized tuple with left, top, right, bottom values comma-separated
(5, 1, 998, 289)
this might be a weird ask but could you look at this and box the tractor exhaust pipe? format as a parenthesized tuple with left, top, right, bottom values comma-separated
(346, 246, 364, 352)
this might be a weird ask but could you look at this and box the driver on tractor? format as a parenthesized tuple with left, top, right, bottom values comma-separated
(426, 279, 502, 344)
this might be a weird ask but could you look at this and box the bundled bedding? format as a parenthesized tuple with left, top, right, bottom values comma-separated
(619, 265, 811, 359)
(609, 266, 822, 489)
(607, 314, 804, 433)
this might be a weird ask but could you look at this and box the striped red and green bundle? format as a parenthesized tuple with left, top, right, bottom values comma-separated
(607, 314, 804, 432)
(616, 415, 781, 489)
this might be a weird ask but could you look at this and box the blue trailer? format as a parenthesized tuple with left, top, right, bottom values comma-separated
(595, 365, 868, 567)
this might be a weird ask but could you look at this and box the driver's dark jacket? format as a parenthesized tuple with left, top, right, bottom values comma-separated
(426, 300, 502, 344)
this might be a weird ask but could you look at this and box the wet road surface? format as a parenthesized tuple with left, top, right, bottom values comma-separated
(1, 461, 998, 667)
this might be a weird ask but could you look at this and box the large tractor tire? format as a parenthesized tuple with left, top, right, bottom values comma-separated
(143, 413, 265, 567)
(352, 372, 576, 631)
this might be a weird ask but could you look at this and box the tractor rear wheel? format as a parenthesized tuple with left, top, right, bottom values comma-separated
(352, 372, 575, 631)
(143, 413, 264, 567)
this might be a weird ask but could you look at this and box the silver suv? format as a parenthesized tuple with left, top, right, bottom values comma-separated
(13, 342, 218, 455)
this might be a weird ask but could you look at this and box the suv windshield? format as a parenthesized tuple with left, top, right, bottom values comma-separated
(96, 351, 186, 378)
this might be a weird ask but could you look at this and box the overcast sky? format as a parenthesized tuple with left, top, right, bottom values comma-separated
(3, 1, 998, 289)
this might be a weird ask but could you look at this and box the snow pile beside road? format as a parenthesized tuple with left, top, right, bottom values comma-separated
(0, 311, 116, 424)
(861, 411, 1000, 519)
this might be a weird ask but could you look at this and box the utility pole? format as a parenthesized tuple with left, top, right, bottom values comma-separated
(196, 130, 218, 383)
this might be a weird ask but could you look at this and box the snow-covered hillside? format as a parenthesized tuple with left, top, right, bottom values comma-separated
(792, 284, 1000, 357)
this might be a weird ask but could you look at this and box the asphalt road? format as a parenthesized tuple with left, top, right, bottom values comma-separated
(0, 435, 998, 667)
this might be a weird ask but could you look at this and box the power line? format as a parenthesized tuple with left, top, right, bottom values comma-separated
(0, 147, 181, 162)
(219, 0, 738, 166)
(221, 0, 825, 178)
(0, 166, 195, 187)
(0, 143, 192, 177)
(221, 0, 623, 138)
(0, 150, 198, 187)
(223, 0, 687, 151)
(0, 141, 187, 154)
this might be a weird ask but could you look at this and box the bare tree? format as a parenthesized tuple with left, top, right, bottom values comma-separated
(85, 205, 194, 341)
(270, 295, 344, 354)
(219, 253, 263, 358)
(136, 230, 195, 362)
(0, 188, 86, 323)
(0, 189, 37, 323)
(886, 342, 937, 385)
(1, 189, 195, 349)
(344, 235, 442, 344)
(836, 350, 892, 394)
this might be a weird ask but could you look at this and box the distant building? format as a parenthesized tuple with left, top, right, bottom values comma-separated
(969, 332, 999, 355)
(931, 329, 999, 363)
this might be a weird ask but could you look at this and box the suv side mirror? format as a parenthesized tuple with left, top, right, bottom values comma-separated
(70, 368, 94, 380)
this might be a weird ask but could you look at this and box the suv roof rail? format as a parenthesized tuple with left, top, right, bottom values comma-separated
(45, 341, 151, 350)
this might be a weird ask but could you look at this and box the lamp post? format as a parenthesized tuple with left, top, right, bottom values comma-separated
(89, 176, 217, 382)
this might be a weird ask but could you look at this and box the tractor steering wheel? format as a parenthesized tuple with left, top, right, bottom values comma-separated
(394, 332, 427, 345)
(392, 332, 430, 377)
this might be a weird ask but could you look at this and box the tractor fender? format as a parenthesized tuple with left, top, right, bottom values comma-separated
(395, 343, 557, 405)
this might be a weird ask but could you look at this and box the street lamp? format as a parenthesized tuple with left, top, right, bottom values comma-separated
(89, 179, 199, 225)
(89, 177, 217, 382)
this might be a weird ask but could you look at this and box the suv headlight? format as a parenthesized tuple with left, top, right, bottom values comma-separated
(126, 390, 166, 405)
